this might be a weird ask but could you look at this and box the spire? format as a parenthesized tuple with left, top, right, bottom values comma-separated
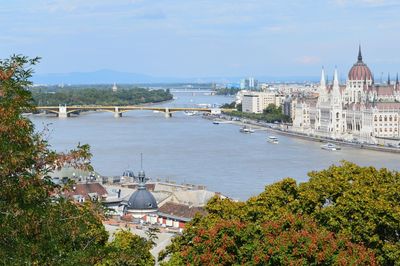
(331, 67, 341, 103)
(320, 67, 326, 88)
(333, 67, 339, 87)
(357, 44, 363, 62)
(387, 73, 391, 85)
(138, 153, 146, 188)
(396, 73, 399, 85)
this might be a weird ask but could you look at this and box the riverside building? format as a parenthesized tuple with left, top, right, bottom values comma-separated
(241, 91, 285, 113)
(292, 46, 400, 145)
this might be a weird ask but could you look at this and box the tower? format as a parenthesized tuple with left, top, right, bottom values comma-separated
(330, 68, 344, 136)
(112, 82, 118, 92)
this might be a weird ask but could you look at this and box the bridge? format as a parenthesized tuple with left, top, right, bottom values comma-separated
(35, 105, 229, 118)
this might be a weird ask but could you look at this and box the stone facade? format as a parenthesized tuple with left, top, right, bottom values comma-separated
(292, 47, 400, 145)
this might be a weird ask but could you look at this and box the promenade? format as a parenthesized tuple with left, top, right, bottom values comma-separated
(208, 115, 400, 154)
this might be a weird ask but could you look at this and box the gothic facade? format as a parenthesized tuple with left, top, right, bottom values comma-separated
(292, 47, 400, 144)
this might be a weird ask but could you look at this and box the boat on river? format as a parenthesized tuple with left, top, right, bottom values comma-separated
(267, 136, 279, 144)
(213, 120, 220, 125)
(240, 126, 254, 134)
(321, 143, 341, 151)
(185, 111, 198, 116)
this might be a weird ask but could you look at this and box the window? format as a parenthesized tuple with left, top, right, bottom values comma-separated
(384, 116, 388, 122)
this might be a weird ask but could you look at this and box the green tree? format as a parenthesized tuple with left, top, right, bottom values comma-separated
(220, 101, 236, 109)
(161, 213, 376, 266)
(0, 55, 154, 265)
(297, 162, 400, 265)
(98, 229, 154, 266)
(31, 87, 173, 106)
(161, 161, 398, 265)
(146, 226, 161, 247)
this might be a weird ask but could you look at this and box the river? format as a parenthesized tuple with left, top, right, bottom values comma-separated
(31, 91, 400, 200)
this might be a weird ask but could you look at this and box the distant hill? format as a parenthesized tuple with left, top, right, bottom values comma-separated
(32, 69, 318, 85)
(32, 69, 160, 85)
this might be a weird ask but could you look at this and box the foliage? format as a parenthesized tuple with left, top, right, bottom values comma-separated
(298, 162, 400, 265)
(31, 87, 173, 106)
(161, 213, 376, 266)
(0, 55, 154, 265)
(215, 87, 241, 96)
(220, 101, 236, 109)
(146, 226, 160, 247)
(161, 162, 400, 265)
(226, 103, 290, 123)
(97, 229, 154, 266)
(236, 103, 242, 112)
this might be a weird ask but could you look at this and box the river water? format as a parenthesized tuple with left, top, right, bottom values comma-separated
(31, 91, 400, 200)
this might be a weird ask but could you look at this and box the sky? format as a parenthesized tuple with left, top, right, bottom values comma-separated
(1, 0, 400, 80)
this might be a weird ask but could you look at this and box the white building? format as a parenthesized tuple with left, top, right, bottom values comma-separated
(242, 91, 284, 113)
(292, 46, 400, 145)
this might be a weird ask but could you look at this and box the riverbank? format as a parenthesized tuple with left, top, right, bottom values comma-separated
(206, 114, 400, 154)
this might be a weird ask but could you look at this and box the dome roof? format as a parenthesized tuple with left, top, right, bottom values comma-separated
(122, 170, 135, 178)
(127, 187, 158, 210)
(126, 170, 157, 211)
(348, 46, 373, 81)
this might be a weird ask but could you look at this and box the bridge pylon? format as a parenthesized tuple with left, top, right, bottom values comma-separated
(114, 107, 122, 118)
(58, 105, 69, 118)
(165, 108, 172, 118)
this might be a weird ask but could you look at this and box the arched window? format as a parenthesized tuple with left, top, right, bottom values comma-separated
(384, 116, 387, 122)
(374, 116, 377, 122)
(336, 112, 339, 119)
(379, 116, 382, 122)
(389, 116, 393, 122)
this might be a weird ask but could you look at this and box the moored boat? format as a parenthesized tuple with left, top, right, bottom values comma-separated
(240, 126, 254, 133)
(321, 143, 341, 151)
(267, 136, 279, 144)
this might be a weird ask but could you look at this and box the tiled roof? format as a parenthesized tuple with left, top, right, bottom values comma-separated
(375, 102, 400, 109)
(65, 182, 108, 200)
(126, 183, 155, 191)
(348, 62, 372, 81)
(158, 202, 206, 220)
(375, 86, 394, 96)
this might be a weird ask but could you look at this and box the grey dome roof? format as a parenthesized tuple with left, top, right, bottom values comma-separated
(127, 187, 158, 210)
(122, 170, 135, 178)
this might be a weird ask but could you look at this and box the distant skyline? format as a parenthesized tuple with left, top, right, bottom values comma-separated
(2, 0, 400, 81)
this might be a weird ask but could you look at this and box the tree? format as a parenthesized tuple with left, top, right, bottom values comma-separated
(220, 101, 236, 109)
(236, 103, 242, 112)
(98, 229, 154, 266)
(161, 162, 398, 265)
(298, 162, 400, 265)
(161, 213, 376, 265)
(146, 226, 160, 247)
(0, 55, 154, 265)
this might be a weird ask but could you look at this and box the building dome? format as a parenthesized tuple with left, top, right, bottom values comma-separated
(126, 170, 157, 211)
(348, 46, 373, 81)
(127, 188, 158, 210)
(122, 169, 135, 178)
